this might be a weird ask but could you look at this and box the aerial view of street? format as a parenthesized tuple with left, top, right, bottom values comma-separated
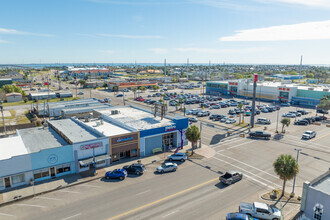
(0, 1, 329, 220)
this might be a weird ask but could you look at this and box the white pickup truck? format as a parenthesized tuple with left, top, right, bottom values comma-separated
(239, 202, 281, 220)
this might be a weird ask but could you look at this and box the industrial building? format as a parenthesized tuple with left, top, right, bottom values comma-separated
(206, 80, 330, 108)
(33, 98, 111, 118)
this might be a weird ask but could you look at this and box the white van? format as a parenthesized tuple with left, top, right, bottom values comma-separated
(257, 118, 271, 124)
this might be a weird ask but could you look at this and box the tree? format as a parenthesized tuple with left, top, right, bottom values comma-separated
(281, 118, 290, 133)
(153, 85, 158, 91)
(318, 95, 330, 111)
(102, 83, 108, 89)
(306, 73, 314, 78)
(1, 85, 25, 96)
(132, 88, 137, 99)
(140, 86, 146, 93)
(78, 80, 86, 87)
(185, 125, 201, 155)
(273, 154, 299, 197)
(175, 103, 180, 111)
(113, 86, 118, 93)
(237, 103, 244, 124)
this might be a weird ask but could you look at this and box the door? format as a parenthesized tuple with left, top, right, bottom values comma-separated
(125, 150, 130, 158)
(4, 177, 11, 188)
(50, 167, 56, 177)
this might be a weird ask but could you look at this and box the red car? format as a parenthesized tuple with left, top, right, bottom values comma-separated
(217, 97, 223, 100)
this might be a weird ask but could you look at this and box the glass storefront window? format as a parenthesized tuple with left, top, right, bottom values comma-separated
(34, 168, 49, 180)
(0, 178, 3, 188)
(11, 174, 25, 184)
(57, 164, 71, 174)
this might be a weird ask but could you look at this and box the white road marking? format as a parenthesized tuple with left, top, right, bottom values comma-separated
(226, 140, 256, 150)
(78, 184, 102, 188)
(136, 190, 151, 196)
(212, 137, 243, 147)
(216, 153, 278, 179)
(62, 213, 82, 220)
(36, 196, 63, 201)
(58, 190, 81, 194)
(212, 156, 281, 188)
(14, 203, 46, 208)
(162, 209, 179, 218)
(0, 212, 15, 217)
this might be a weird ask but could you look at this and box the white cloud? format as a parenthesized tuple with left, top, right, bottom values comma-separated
(0, 39, 9, 44)
(99, 50, 115, 54)
(0, 27, 54, 37)
(266, 0, 330, 8)
(97, 34, 163, 39)
(190, 0, 257, 11)
(220, 20, 330, 41)
(149, 48, 169, 54)
(173, 47, 270, 53)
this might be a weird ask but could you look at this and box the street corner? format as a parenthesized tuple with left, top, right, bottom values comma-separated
(260, 189, 302, 205)
(194, 145, 216, 159)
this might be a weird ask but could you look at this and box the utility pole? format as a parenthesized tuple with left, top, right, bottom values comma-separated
(199, 122, 202, 148)
(292, 148, 302, 194)
(0, 101, 7, 137)
(275, 107, 280, 133)
(164, 59, 166, 77)
(250, 74, 258, 128)
(123, 91, 125, 106)
(47, 75, 50, 120)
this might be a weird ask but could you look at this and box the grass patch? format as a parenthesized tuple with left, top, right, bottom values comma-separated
(233, 122, 249, 128)
(3, 97, 82, 107)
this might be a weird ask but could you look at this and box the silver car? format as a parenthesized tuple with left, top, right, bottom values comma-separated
(168, 153, 187, 162)
(220, 171, 243, 185)
(157, 163, 177, 173)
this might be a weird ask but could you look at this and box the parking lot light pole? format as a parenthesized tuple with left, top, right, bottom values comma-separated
(199, 122, 202, 148)
(276, 108, 279, 133)
(292, 148, 302, 194)
(0, 101, 7, 136)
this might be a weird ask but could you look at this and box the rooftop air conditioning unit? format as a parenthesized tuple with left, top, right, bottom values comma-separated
(323, 89, 329, 92)
(308, 88, 314, 91)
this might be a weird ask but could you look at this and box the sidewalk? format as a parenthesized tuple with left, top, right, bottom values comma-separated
(0, 146, 191, 206)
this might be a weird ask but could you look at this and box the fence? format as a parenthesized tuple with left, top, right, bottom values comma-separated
(0, 123, 35, 133)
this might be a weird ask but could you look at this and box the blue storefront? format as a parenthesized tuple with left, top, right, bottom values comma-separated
(30, 145, 74, 182)
(139, 116, 189, 156)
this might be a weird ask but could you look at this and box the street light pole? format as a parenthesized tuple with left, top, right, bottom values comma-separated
(276, 107, 279, 133)
(292, 148, 302, 194)
(199, 122, 202, 148)
(0, 101, 7, 136)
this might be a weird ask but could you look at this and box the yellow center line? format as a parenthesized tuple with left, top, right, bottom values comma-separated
(108, 177, 218, 220)
(313, 132, 330, 141)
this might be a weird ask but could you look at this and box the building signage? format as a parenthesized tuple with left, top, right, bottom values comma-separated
(229, 82, 238, 86)
(278, 87, 290, 91)
(117, 137, 133, 143)
(47, 154, 58, 164)
(80, 142, 103, 150)
(165, 125, 176, 132)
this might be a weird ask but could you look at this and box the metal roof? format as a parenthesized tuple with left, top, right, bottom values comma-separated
(311, 171, 330, 195)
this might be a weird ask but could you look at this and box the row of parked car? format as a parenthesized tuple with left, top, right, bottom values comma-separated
(104, 153, 188, 180)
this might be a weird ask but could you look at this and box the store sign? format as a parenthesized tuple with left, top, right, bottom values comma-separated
(165, 125, 176, 132)
(80, 142, 103, 150)
(48, 154, 58, 164)
(117, 137, 133, 143)
(278, 87, 290, 91)
(229, 82, 237, 86)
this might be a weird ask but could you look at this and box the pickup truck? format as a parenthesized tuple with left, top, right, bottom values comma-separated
(220, 171, 243, 185)
(249, 131, 271, 139)
(239, 202, 281, 220)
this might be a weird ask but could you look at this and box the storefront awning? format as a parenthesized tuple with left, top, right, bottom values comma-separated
(79, 154, 111, 166)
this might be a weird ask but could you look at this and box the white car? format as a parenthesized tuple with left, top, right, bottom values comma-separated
(157, 163, 177, 173)
(282, 113, 296, 118)
(257, 118, 271, 124)
(167, 153, 187, 162)
(302, 131, 316, 139)
(220, 117, 229, 122)
(226, 118, 236, 124)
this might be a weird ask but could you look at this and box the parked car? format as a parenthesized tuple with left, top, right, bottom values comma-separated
(210, 105, 221, 109)
(78, 91, 84, 95)
(189, 117, 198, 123)
(257, 118, 271, 125)
(156, 163, 177, 173)
(122, 164, 146, 175)
(280, 103, 290, 107)
(104, 98, 111, 102)
(214, 115, 226, 121)
(317, 109, 329, 114)
(226, 213, 258, 220)
(226, 118, 236, 124)
(197, 111, 210, 117)
(105, 169, 127, 180)
(315, 116, 327, 121)
(282, 113, 296, 118)
(168, 153, 187, 162)
(260, 108, 269, 113)
(302, 131, 316, 139)
(228, 109, 236, 115)
(220, 117, 229, 122)
(289, 111, 301, 117)
(220, 171, 243, 185)
(239, 202, 281, 220)
(249, 131, 271, 139)
(297, 110, 308, 115)
(116, 94, 123, 97)
(294, 120, 309, 125)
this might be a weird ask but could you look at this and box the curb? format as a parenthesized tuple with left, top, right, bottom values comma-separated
(259, 194, 302, 205)
(0, 157, 165, 207)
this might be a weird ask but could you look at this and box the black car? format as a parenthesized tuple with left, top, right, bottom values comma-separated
(315, 116, 327, 121)
(297, 110, 308, 115)
(294, 120, 309, 125)
(228, 110, 236, 115)
(209, 114, 219, 120)
(305, 117, 316, 123)
(317, 109, 329, 114)
(122, 164, 146, 175)
(214, 115, 226, 121)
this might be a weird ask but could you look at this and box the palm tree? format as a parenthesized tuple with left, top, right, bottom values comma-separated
(132, 88, 137, 99)
(153, 85, 157, 92)
(281, 118, 290, 133)
(175, 103, 180, 111)
(185, 125, 201, 155)
(140, 86, 146, 93)
(273, 154, 299, 197)
(238, 103, 244, 124)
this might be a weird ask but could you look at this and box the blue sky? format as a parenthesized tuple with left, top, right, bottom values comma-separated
(1, 0, 330, 64)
